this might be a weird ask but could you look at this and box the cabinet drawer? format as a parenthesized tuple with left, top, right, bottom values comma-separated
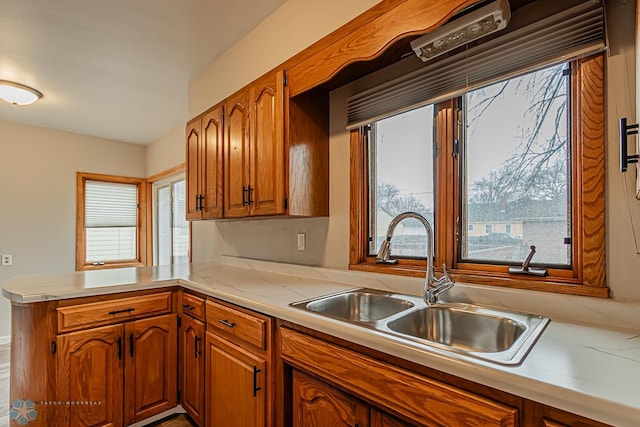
(181, 292, 205, 321)
(206, 300, 268, 351)
(57, 292, 172, 333)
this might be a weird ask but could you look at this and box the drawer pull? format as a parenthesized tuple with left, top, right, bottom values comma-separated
(217, 319, 236, 328)
(108, 308, 135, 316)
(182, 304, 195, 311)
(253, 366, 262, 397)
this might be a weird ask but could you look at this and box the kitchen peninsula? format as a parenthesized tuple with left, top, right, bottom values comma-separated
(3, 258, 640, 426)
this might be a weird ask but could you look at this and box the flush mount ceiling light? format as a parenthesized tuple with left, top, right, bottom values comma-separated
(411, 0, 511, 62)
(0, 80, 43, 106)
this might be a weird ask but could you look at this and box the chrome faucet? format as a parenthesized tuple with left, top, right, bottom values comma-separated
(376, 211, 454, 305)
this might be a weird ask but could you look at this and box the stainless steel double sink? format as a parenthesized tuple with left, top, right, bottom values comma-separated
(290, 288, 549, 365)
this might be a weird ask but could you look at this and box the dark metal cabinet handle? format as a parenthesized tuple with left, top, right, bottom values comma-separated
(253, 366, 261, 397)
(182, 304, 195, 311)
(117, 337, 122, 360)
(247, 185, 254, 205)
(195, 336, 201, 358)
(242, 186, 249, 206)
(129, 334, 134, 357)
(108, 308, 135, 316)
(217, 319, 236, 328)
(620, 117, 639, 172)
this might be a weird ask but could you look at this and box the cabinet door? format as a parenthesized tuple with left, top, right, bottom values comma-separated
(249, 70, 285, 216)
(186, 117, 203, 220)
(370, 408, 413, 427)
(292, 370, 369, 427)
(225, 90, 251, 218)
(206, 332, 266, 427)
(201, 106, 224, 219)
(56, 324, 124, 427)
(181, 315, 205, 426)
(124, 313, 178, 425)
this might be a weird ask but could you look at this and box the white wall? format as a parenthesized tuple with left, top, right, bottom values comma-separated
(185, 0, 640, 302)
(187, 0, 380, 264)
(146, 125, 184, 177)
(0, 120, 146, 338)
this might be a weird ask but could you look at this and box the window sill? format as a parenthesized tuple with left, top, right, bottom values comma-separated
(78, 261, 145, 271)
(349, 262, 609, 298)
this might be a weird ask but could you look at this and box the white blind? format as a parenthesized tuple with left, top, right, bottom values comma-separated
(346, 1, 605, 129)
(85, 180, 138, 227)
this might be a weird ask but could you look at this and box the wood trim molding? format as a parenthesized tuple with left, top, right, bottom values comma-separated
(76, 172, 148, 271)
(145, 164, 190, 265)
(285, 0, 479, 96)
(575, 54, 606, 289)
(147, 163, 185, 183)
(349, 128, 368, 266)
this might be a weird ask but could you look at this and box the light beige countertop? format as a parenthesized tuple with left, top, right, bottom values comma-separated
(3, 257, 640, 426)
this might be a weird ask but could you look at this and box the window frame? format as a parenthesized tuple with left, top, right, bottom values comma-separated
(151, 172, 190, 266)
(349, 54, 606, 298)
(76, 172, 148, 271)
(147, 163, 191, 266)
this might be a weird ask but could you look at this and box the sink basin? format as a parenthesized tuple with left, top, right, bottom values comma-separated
(290, 289, 549, 365)
(384, 304, 549, 364)
(292, 290, 415, 322)
(386, 307, 525, 353)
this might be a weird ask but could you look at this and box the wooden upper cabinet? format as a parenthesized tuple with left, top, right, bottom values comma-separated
(124, 314, 178, 425)
(224, 70, 286, 218)
(186, 118, 202, 220)
(201, 106, 225, 219)
(225, 89, 252, 218)
(637, 0, 640, 200)
(186, 105, 224, 220)
(250, 70, 286, 216)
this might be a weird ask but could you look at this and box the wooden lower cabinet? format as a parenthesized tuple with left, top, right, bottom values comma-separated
(55, 313, 177, 427)
(292, 370, 369, 427)
(206, 331, 267, 427)
(370, 408, 413, 427)
(280, 327, 518, 427)
(124, 313, 178, 425)
(181, 314, 206, 426)
(56, 324, 124, 427)
(292, 370, 414, 427)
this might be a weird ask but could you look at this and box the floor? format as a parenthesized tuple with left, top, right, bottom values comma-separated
(1, 344, 9, 427)
(0, 344, 193, 427)
(149, 414, 195, 427)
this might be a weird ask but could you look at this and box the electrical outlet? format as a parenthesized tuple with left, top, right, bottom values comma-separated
(297, 233, 306, 251)
(1, 254, 13, 266)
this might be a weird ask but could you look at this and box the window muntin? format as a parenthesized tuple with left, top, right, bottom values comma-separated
(367, 105, 435, 258)
(461, 64, 571, 266)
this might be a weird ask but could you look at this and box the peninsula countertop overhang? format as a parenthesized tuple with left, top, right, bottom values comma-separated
(3, 259, 640, 427)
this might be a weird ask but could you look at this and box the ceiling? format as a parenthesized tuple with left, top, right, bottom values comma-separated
(0, 0, 286, 144)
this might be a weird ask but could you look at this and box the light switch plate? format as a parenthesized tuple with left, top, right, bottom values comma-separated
(297, 233, 306, 251)
(1, 254, 12, 266)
